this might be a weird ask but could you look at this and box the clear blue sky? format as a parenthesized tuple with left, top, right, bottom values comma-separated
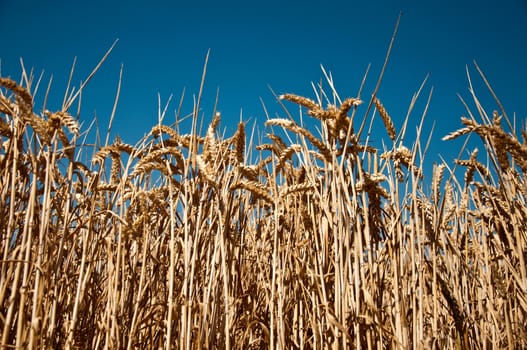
(1, 0, 526, 168)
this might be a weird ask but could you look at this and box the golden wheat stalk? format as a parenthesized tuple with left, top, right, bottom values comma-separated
(276, 144, 302, 172)
(235, 122, 245, 164)
(238, 164, 261, 181)
(27, 114, 51, 144)
(266, 117, 332, 161)
(373, 97, 396, 141)
(442, 126, 472, 141)
(280, 182, 315, 196)
(335, 97, 361, 132)
(150, 124, 202, 149)
(308, 107, 338, 121)
(196, 154, 218, 187)
(355, 172, 389, 198)
(454, 153, 490, 184)
(267, 133, 287, 151)
(432, 163, 446, 202)
(279, 93, 319, 110)
(255, 143, 277, 153)
(110, 153, 121, 184)
(282, 123, 330, 161)
(203, 112, 221, 163)
(135, 147, 184, 174)
(0, 77, 33, 115)
(132, 160, 181, 182)
(265, 118, 296, 129)
(442, 116, 481, 141)
(0, 94, 18, 117)
(230, 179, 273, 204)
(151, 124, 180, 140)
(45, 110, 79, 135)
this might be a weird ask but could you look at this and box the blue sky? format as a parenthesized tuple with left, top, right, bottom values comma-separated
(1, 0, 526, 169)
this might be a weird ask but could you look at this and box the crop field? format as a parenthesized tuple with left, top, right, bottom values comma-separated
(0, 46, 526, 349)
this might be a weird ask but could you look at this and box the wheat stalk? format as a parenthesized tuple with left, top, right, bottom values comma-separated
(230, 179, 273, 204)
(373, 97, 396, 141)
(0, 77, 33, 116)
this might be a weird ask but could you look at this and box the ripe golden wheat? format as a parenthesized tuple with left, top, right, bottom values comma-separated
(0, 60, 525, 349)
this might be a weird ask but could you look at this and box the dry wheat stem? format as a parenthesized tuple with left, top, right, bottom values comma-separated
(2, 50, 527, 349)
(373, 97, 396, 141)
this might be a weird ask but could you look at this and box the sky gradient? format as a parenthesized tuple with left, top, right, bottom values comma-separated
(1, 0, 526, 168)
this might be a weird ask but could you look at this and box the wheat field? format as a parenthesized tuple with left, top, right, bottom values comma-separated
(1, 47, 526, 349)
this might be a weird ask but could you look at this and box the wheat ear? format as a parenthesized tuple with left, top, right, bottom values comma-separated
(374, 97, 396, 141)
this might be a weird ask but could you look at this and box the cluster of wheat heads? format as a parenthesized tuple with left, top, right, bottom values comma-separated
(1, 62, 526, 349)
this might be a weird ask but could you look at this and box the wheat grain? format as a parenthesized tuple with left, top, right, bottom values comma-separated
(290, 124, 332, 161)
(308, 107, 337, 121)
(235, 122, 245, 164)
(339, 97, 362, 112)
(45, 110, 79, 135)
(0, 94, 17, 116)
(136, 147, 184, 173)
(265, 118, 296, 129)
(230, 179, 273, 204)
(151, 124, 180, 140)
(133, 160, 180, 179)
(279, 93, 319, 110)
(238, 164, 261, 181)
(110, 153, 121, 184)
(0, 77, 33, 116)
(276, 144, 301, 172)
(280, 183, 315, 196)
(255, 143, 276, 152)
(374, 97, 396, 141)
(96, 183, 118, 192)
(28, 114, 51, 144)
(355, 172, 389, 198)
(432, 163, 446, 203)
(196, 154, 217, 187)
(267, 133, 288, 152)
